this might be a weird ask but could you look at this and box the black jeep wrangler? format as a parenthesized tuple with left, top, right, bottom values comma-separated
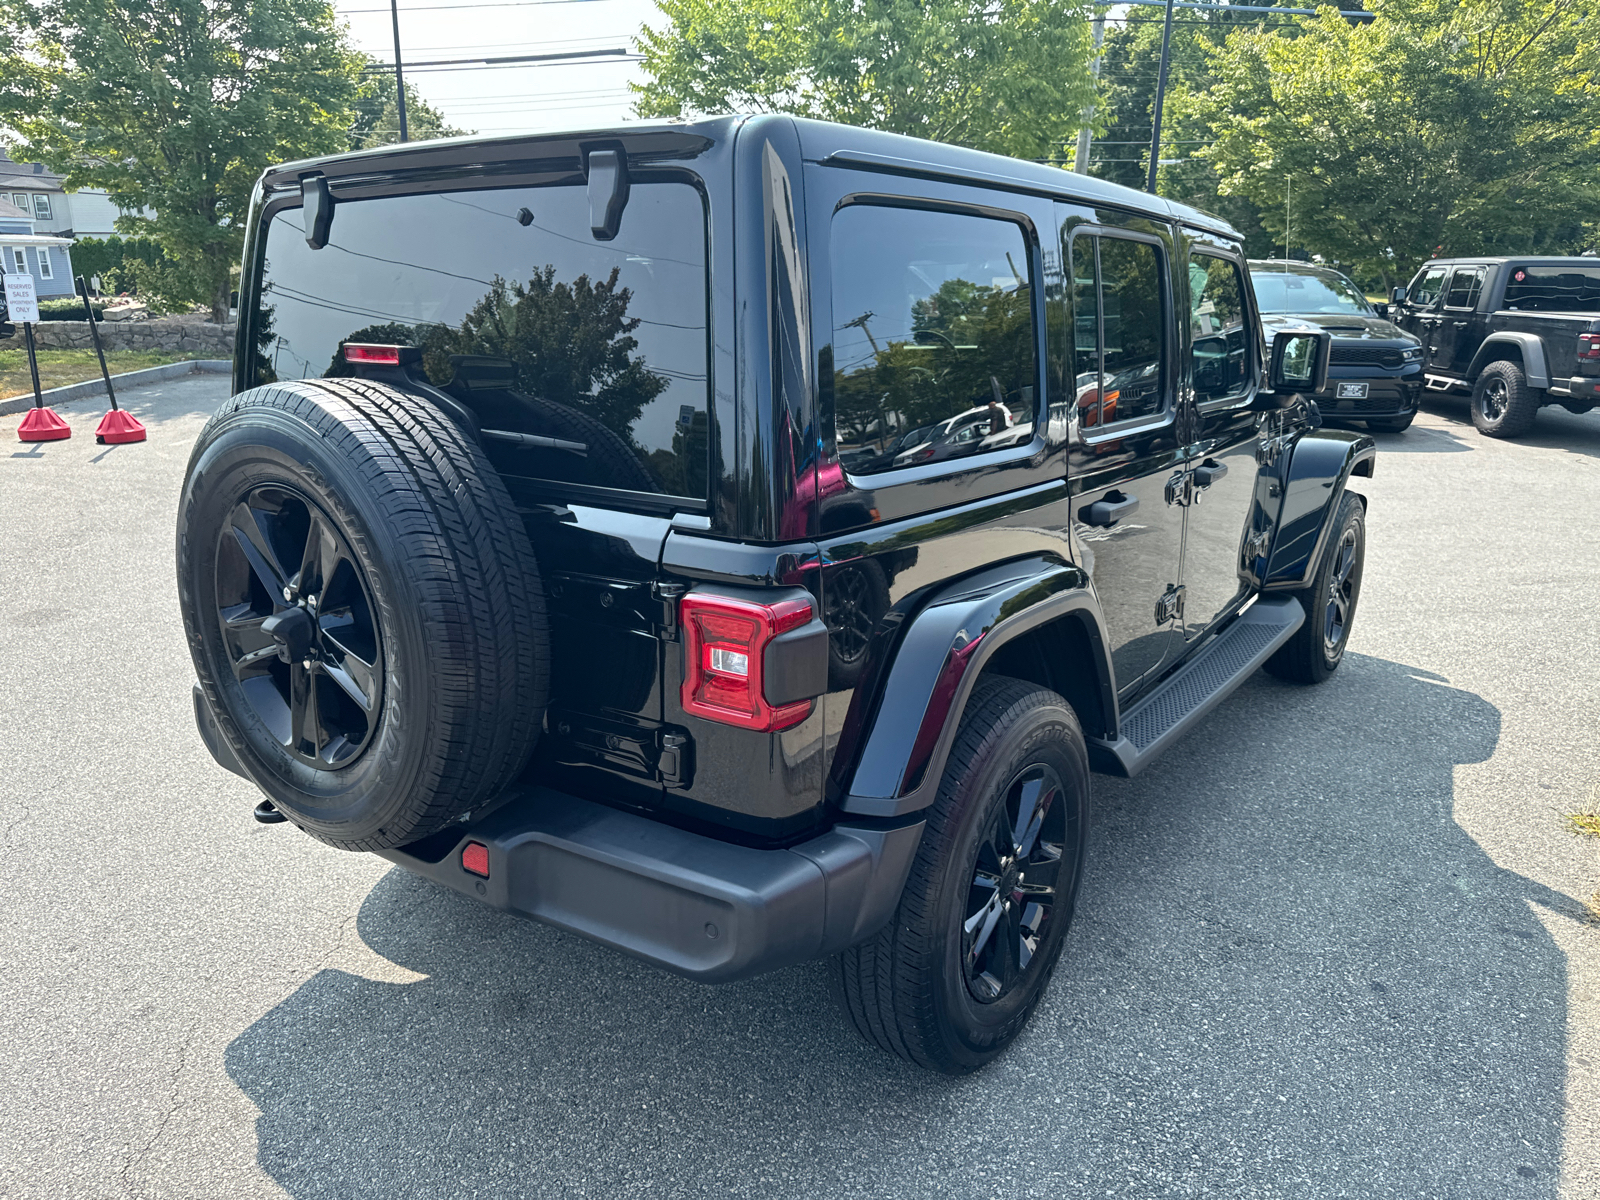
(1389, 256, 1600, 437)
(178, 117, 1370, 1074)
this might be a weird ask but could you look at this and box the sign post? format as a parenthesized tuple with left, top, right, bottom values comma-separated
(5, 272, 72, 441)
(77, 274, 146, 443)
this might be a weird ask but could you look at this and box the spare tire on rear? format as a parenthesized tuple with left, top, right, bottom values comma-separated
(177, 377, 549, 851)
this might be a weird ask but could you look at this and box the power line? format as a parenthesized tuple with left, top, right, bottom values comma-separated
(363, 47, 628, 69)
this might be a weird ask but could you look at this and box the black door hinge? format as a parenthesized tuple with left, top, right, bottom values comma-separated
(1155, 584, 1185, 625)
(652, 580, 685, 639)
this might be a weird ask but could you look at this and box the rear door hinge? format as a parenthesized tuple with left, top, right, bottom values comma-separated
(652, 580, 685, 640)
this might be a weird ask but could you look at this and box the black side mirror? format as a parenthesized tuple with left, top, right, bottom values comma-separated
(1373, 302, 1389, 318)
(1267, 328, 1331, 395)
(1390, 286, 1407, 304)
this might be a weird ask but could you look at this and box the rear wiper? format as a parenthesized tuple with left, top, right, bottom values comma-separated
(479, 428, 587, 457)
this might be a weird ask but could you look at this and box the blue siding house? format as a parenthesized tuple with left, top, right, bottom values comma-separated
(0, 196, 76, 301)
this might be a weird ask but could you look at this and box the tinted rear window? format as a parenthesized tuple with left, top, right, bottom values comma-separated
(250, 181, 709, 500)
(1502, 265, 1600, 313)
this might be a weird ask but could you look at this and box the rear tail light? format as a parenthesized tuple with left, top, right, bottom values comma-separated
(342, 342, 420, 366)
(680, 593, 816, 731)
(1578, 333, 1600, 361)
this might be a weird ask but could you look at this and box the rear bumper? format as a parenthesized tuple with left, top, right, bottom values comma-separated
(376, 787, 924, 983)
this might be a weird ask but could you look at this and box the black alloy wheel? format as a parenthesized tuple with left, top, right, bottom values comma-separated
(1264, 491, 1365, 685)
(962, 764, 1067, 1003)
(1469, 360, 1539, 438)
(834, 675, 1089, 1074)
(1320, 525, 1359, 662)
(216, 485, 382, 769)
(1478, 374, 1508, 423)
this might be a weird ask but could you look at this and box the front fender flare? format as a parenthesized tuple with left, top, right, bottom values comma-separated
(1466, 332, 1550, 389)
(1263, 428, 1375, 592)
(840, 556, 1110, 819)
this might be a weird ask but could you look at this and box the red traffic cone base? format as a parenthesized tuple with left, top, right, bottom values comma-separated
(96, 408, 147, 444)
(18, 406, 72, 442)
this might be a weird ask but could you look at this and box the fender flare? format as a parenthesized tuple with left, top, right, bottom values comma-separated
(839, 556, 1113, 818)
(1466, 333, 1551, 389)
(1263, 428, 1375, 592)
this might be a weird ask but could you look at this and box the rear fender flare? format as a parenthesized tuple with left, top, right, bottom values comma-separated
(839, 557, 1111, 818)
(1263, 428, 1375, 592)
(1466, 333, 1550, 389)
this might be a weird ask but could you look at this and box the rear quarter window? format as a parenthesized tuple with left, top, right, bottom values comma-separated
(250, 181, 710, 501)
(1502, 266, 1600, 313)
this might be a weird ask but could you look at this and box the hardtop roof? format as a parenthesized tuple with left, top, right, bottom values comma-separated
(259, 114, 1241, 241)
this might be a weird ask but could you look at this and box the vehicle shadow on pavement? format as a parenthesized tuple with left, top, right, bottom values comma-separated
(1418, 396, 1600, 460)
(227, 653, 1580, 1199)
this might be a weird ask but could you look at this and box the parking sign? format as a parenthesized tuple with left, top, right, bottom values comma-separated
(3, 272, 39, 323)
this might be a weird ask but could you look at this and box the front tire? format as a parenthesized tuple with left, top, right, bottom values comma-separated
(834, 676, 1089, 1074)
(1265, 492, 1365, 685)
(1470, 361, 1540, 437)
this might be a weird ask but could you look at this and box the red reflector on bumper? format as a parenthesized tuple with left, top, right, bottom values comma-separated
(461, 841, 490, 877)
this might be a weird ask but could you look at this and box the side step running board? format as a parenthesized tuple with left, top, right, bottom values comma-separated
(1087, 596, 1305, 778)
(1424, 374, 1460, 392)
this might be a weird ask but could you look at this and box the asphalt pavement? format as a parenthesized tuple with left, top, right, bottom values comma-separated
(1, 378, 1597, 1199)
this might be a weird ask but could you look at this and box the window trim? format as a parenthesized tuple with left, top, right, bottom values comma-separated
(35, 247, 52, 280)
(826, 195, 1047, 488)
(1443, 266, 1485, 312)
(8, 247, 25, 274)
(1408, 266, 1449, 311)
(1187, 247, 1254, 411)
(1067, 225, 1174, 444)
(33, 194, 52, 222)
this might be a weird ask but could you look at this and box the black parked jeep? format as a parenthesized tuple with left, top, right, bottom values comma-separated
(1389, 256, 1600, 437)
(178, 117, 1370, 1074)
(1250, 260, 1424, 432)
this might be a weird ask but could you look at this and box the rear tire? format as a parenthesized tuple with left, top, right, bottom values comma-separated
(1264, 492, 1365, 685)
(834, 676, 1089, 1074)
(1470, 361, 1540, 438)
(177, 377, 548, 851)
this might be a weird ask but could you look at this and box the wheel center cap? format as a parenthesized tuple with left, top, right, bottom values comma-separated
(261, 605, 315, 664)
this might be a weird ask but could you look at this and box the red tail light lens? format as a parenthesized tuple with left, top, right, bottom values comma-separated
(1578, 333, 1600, 361)
(342, 343, 418, 365)
(680, 593, 815, 731)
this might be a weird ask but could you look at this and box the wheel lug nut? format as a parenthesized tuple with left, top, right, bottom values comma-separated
(282, 586, 293, 602)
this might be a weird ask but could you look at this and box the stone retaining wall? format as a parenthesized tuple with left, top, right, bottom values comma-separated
(0, 319, 236, 356)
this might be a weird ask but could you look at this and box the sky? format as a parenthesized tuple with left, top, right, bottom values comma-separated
(335, 0, 662, 139)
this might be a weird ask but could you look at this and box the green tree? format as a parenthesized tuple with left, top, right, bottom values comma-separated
(349, 73, 470, 150)
(0, 0, 364, 322)
(634, 0, 1100, 160)
(1185, 0, 1600, 288)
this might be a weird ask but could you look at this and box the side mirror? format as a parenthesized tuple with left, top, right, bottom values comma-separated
(1390, 286, 1407, 304)
(1372, 302, 1389, 318)
(1267, 328, 1331, 396)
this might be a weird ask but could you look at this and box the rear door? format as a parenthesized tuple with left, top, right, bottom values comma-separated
(1060, 207, 1186, 698)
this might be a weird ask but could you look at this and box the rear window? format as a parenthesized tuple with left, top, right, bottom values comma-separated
(1502, 265, 1600, 313)
(250, 181, 709, 500)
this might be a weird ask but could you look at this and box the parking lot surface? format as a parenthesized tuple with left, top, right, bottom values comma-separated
(2, 377, 1598, 1199)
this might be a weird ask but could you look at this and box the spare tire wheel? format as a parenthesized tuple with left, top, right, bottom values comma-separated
(177, 377, 549, 851)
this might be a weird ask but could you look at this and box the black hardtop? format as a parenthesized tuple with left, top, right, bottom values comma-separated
(1419, 256, 1600, 269)
(257, 114, 1240, 240)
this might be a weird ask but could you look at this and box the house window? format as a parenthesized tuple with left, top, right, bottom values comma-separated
(11, 194, 27, 212)
(7, 247, 25, 274)
(33, 195, 52, 222)
(35, 247, 53, 279)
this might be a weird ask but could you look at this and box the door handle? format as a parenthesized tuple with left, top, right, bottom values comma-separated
(1079, 490, 1139, 527)
(1192, 459, 1228, 487)
(1452, 321, 1468, 328)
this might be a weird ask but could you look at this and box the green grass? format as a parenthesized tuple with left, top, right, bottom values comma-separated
(1565, 807, 1600, 838)
(0, 348, 202, 401)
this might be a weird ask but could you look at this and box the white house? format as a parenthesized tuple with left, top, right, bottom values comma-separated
(0, 197, 77, 300)
(0, 149, 148, 240)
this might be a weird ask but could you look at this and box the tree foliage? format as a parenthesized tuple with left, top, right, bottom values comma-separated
(634, 0, 1100, 160)
(349, 73, 470, 150)
(1183, 0, 1600, 286)
(0, 0, 364, 321)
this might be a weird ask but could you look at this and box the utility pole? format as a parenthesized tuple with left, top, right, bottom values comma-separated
(1073, 11, 1107, 175)
(390, 0, 409, 142)
(1146, 0, 1176, 194)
